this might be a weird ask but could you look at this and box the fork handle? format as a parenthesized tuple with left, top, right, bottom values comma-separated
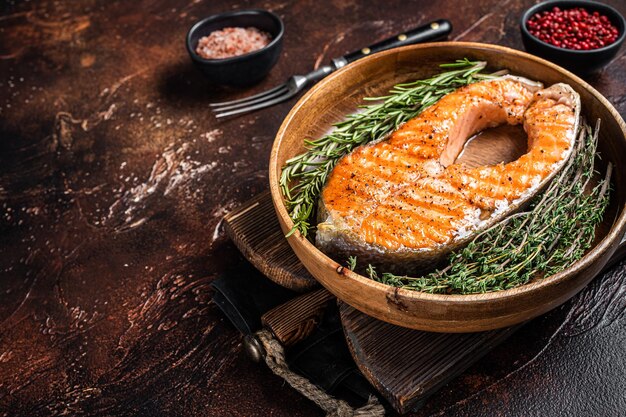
(332, 19, 453, 69)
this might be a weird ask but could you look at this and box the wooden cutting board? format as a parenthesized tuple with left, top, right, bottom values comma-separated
(224, 191, 626, 414)
(224, 124, 626, 413)
(224, 192, 318, 292)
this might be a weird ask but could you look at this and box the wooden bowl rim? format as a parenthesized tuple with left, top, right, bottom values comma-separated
(269, 41, 626, 303)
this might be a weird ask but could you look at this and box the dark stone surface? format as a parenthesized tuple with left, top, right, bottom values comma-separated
(0, 0, 624, 416)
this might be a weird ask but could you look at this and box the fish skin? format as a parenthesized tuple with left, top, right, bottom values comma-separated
(316, 77, 580, 275)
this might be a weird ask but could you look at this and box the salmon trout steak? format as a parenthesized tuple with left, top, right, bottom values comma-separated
(316, 77, 581, 274)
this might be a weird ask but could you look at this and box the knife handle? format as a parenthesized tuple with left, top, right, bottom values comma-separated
(334, 19, 452, 68)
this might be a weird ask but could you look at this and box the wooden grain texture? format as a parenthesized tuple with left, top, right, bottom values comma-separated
(224, 191, 318, 292)
(269, 42, 626, 333)
(340, 303, 520, 414)
(261, 289, 333, 346)
(0, 0, 625, 416)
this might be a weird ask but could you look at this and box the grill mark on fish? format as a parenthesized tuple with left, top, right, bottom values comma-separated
(316, 77, 579, 274)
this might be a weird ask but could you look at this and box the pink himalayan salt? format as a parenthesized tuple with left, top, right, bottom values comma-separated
(195, 26, 271, 59)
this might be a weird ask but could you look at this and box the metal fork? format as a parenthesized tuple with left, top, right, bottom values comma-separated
(210, 19, 451, 118)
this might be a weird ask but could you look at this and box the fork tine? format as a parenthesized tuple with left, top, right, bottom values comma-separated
(209, 83, 287, 108)
(214, 88, 298, 118)
(210, 85, 290, 112)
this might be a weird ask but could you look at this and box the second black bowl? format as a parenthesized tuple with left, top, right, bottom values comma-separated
(520, 0, 625, 74)
(186, 9, 284, 87)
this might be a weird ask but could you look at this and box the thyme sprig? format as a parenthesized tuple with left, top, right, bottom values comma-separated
(280, 59, 504, 237)
(366, 120, 611, 294)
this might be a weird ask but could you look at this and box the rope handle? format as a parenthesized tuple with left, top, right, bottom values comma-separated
(254, 329, 386, 417)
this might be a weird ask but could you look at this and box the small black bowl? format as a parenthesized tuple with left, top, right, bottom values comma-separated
(186, 9, 284, 87)
(520, 0, 625, 74)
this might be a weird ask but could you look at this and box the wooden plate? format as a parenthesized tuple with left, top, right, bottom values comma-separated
(269, 42, 626, 333)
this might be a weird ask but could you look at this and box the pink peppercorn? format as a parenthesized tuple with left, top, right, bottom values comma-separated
(527, 6, 620, 50)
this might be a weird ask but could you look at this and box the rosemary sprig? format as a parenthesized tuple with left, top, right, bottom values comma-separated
(280, 59, 504, 237)
(366, 120, 611, 294)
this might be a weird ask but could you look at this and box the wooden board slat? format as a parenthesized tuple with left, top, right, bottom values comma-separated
(262, 289, 334, 346)
(339, 302, 519, 413)
(224, 192, 318, 292)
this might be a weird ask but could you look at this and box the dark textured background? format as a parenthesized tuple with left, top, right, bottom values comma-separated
(0, 0, 625, 416)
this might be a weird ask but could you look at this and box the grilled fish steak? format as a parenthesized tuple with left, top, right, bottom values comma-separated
(316, 77, 581, 274)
